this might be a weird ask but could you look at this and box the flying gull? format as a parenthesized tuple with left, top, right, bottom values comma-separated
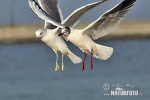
(59, 0, 136, 71)
(28, 0, 81, 71)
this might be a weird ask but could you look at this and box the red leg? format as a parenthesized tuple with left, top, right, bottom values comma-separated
(90, 52, 93, 70)
(82, 52, 86, 71)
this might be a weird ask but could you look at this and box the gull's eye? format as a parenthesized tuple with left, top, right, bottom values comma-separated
(65, 30, 68, 32)
(40, 33, 42, 35)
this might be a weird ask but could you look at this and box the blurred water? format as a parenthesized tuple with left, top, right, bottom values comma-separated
(0, 40, 150, 100)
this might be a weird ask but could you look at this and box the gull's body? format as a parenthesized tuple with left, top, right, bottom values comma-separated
(37, 28, 82, 71)
(41, 29, 68, 54)
(67, 29, 98, 53)
(28, 0, 108, 71)
(63, 28, 113, 71)
(60, 0, 136, 71)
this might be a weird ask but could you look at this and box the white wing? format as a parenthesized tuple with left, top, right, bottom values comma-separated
(28, 0, 65, 29)
(38, 0, 63, 29)
(62, 0, 108, 27)
(83, 0, 136, 40)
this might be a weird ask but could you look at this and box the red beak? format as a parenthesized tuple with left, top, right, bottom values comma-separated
(59, 33, 64, 36)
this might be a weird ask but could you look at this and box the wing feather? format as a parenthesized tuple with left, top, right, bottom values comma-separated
(28, 0, 65, 29)
(83, 0, 136, 40)
(38, 0, 63, 29)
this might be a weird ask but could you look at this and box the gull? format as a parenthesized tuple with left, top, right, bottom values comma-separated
(28, 0, 108, 71)
(28, 0, 82, 71)
(59, 0, 136, 71)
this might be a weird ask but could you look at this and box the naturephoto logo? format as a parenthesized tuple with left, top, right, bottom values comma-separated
(103, 83, 143, 96)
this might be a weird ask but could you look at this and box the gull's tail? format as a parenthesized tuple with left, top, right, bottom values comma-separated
(94, 44, 113, 60)
(67, 50, 82, 64)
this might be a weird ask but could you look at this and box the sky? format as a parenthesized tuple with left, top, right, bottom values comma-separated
(0, 0, 150, 25)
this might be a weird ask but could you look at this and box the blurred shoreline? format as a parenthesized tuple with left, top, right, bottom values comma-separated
(0, 20, 150, 44)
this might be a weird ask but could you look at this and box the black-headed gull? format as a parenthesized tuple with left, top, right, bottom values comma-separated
(28, 0, 108, 71)
(59, 0, 136, 71)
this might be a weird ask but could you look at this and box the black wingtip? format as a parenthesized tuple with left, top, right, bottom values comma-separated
(120, 0, 136, 10)
(104, 0, 136, 16)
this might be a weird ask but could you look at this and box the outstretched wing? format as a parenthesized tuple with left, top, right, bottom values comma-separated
(28, 0, 65, 29)
(62, 0, 108, 27)
(83, 0, 136, 40)
(38, 0, 63, 29)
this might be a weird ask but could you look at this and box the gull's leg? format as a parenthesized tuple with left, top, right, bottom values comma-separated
(55, 53, 59, 71)
(82, 52, 86, 71)
(62, 54, 65, 71)
(90, 52, 93, 70)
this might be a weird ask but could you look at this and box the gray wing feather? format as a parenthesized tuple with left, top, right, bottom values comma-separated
(28, 0, 65, 28)
(83, 0, 136, 40)
(38, 0, 63, 29)
(62, 0, 108, 27)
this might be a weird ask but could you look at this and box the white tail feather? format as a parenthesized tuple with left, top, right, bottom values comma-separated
(95, 44, 113, 60)
(67, 50, 82, 64)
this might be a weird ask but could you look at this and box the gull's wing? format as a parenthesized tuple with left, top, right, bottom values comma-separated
(62, 0, 108, 27)
(38, 0, 63, 29)
(28, 0, 65, 29)
(83, 0, 136, 40)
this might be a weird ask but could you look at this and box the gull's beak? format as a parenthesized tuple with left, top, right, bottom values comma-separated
(59, 32, 65, 36)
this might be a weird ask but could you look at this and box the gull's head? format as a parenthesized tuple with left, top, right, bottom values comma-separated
(59, 26, 71, 37)
(35, 29, 47, 38)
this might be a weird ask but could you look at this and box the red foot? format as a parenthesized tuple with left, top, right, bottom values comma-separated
(82, 61, 85, 71)
(82, 52, 86, 71)
(90, 52, 93, 70)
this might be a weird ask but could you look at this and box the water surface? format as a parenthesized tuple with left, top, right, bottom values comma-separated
(0, 40, 150, 100)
